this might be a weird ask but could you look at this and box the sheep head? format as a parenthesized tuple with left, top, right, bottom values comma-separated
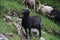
(50, 15, 55, 18)
(22, 9, 30, 15)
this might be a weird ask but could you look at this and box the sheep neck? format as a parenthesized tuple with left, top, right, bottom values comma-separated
(23, 14, 29, 21)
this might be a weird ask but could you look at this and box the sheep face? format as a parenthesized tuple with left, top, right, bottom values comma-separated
(49, 13, 55, 18)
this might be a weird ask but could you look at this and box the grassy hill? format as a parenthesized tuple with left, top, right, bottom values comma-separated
(0, 0, 60, 40)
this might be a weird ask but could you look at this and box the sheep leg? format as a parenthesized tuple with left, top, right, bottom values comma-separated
(29, 28, 31, 38)
(25, 28, 28, 39)
(39, 29, 41, 38)
(38, 26, 41, 38)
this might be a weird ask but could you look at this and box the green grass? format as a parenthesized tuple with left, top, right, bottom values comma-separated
(0, 0, 25, 18)
(0, 19, 16, 33)
(0, 0, 60, 40)
(42, 31, 60, 40)
(0, 19, 20, 40)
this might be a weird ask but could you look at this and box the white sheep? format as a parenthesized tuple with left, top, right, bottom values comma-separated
(37, 2, 53, 15)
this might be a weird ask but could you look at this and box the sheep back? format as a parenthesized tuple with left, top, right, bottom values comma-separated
(27, 16, 41, 28)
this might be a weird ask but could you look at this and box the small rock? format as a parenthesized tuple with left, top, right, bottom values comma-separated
(0, 34, 9, 40)
(17, 18, 22, 25)
(40, 37, 45, 40)
(31, 28, 39, 36)
(7, 33, 13, 37)
(3, 18, 6, 21)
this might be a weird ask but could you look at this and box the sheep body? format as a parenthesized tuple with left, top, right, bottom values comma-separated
(29, 0, 35, 9)
(41, 6, 53, 14)
(27, 16, 41, 28)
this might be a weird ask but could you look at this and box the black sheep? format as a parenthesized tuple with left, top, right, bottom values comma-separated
(22, 9, 42, 39)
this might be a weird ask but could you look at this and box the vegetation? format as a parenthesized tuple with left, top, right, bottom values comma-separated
(0, 0, 60, 40)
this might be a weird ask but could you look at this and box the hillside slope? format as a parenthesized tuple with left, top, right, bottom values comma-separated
(0, 0, 60, 40)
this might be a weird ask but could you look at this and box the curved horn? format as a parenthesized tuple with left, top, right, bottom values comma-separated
(39, 1, 42, 6)
(38, 1, 42, 9)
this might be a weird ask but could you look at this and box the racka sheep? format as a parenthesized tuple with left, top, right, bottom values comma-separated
(23, 0, 35, 10)
(21, 9, 42, 39)
(37, 2, 53, 15)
